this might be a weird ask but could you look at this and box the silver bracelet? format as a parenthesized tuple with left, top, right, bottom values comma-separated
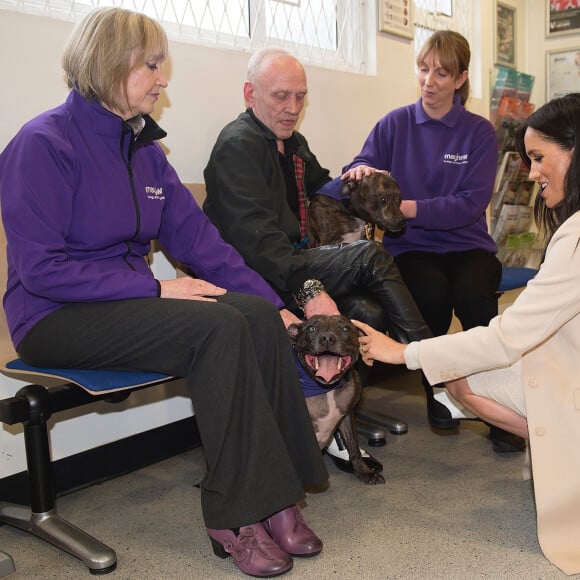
(295, 279, 325, 310)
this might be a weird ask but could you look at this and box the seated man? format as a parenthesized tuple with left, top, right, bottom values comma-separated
(203, 48, 445, 469)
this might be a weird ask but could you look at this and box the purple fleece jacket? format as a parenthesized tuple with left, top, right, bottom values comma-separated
(0, 90, 283, 348)
(341, 97, 498, 257)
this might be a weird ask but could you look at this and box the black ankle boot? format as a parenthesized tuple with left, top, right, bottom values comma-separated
(488, 425, 526, 453)
(423, 376, 459, 430)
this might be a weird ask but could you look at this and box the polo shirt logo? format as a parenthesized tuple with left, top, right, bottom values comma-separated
(443, 153, 469, 165)
(145, 186, 165, 201)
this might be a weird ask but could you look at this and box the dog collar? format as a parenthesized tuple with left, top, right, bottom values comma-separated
(364, 223, 375, 240)
(293, 349, 342, 398)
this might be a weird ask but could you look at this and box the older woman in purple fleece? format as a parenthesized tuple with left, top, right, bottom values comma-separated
(0, 8, 328, 577)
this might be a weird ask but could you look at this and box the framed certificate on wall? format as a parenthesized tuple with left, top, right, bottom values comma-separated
(547, 48, 580, 101)
(379, 0, 414, 39)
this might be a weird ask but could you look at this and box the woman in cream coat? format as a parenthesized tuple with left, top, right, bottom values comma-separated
(353, 93, 580, 576)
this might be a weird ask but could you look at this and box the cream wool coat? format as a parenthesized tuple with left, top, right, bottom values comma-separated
(417, 210, 580, 575)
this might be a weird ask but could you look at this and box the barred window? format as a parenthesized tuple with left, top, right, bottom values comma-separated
(0, 0, 369, 74)
(3, 0, 478, 83)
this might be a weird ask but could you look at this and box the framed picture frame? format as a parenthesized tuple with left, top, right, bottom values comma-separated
(378, 0, 413, 40)
(495, 2, 516, 68)
(546, 48, 580, 102)
(546, 0, 580, 37)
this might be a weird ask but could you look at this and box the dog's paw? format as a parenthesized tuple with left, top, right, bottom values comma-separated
(352, 461, 386, 485)
(358, 471, 386, 485)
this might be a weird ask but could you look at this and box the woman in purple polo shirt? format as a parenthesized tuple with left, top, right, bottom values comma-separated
(343, 31, 524, 452)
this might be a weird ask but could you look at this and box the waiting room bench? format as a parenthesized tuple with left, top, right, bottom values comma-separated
(498, 266, 538, 294)
(0, 361, 179, 574)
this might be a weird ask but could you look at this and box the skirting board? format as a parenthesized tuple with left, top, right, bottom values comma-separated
(0, 416, 201, 505)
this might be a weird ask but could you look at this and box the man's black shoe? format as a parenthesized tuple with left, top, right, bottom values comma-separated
(489, 425, 526, 453)
(328, 452, 383, 474)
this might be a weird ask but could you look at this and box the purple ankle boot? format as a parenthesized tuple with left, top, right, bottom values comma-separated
(207, 523, 293, 577)
(263, 506, 322, 557)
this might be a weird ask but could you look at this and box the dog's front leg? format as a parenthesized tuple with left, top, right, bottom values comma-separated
(306, 392, 341, 449)
(337, 412, 385, 485)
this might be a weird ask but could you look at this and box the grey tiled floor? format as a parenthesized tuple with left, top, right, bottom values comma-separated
(0, 367, 575, 579)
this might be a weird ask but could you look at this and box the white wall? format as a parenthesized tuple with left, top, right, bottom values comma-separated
(0, 8, 492, 180)
(0, 2, 538, 478)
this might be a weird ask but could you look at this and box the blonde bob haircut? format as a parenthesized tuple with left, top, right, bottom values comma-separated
(416, 30, 470, 106)
(62, 7, 168, 114)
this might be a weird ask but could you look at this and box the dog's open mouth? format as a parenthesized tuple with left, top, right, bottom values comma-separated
(304, 352, 353, 385)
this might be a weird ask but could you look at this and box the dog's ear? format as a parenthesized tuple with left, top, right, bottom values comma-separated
(287, 322, 303, 342)
(352, 324, 367, 338)
(340, 179, 359, 198)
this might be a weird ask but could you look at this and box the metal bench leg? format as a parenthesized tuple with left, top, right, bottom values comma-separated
(355, 400, 408, 435)
(355, 419, 387, 447)
(0, 504, 116, 575)
(0, 550, 15, 577)
(0, 385, 116, 574)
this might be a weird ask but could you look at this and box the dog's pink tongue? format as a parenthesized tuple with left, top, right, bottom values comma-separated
(315, 354, 340, 382)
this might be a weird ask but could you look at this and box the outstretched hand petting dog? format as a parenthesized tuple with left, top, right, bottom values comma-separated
(350, 319, 407, 366)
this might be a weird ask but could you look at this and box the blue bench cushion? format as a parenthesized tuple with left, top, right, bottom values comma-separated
(498, 266, 538, 292)
(2, 359, 173, 394)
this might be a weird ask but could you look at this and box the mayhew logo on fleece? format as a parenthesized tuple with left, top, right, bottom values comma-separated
(145, 186, 165, 200)
(443, 152, 469, 165)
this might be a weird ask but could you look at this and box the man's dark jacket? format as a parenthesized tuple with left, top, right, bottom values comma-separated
(204, 109, 331, 301)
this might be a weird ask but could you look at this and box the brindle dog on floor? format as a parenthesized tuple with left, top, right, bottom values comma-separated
(306, 172, 406, 248)
(288, 314, 385, 485)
